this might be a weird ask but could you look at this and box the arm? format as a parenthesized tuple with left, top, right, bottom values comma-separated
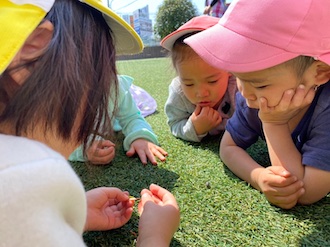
(0, 153, 87, 246)
(116, 75, 159, 149)
(260, 85, 330, 205)
(116, 76, 167, 164)
(165, 78, 205, 142)
(220, 131, 304, 209)
(137, 184, 180, 247)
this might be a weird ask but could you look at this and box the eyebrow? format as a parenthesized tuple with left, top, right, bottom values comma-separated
(236, 77, 266, 84)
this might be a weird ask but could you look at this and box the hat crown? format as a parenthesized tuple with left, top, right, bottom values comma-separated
(221, 0, 330, 58)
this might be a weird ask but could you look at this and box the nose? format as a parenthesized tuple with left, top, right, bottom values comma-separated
(237, 81, 256, 101)
(196, 86, 209, 98)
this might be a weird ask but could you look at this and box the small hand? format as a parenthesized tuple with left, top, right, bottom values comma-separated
(86, 140, 116, 165)
(126, 139, 168, 165)
(203, 6, 211, 15)
(191, 105, 222, 135)
(257, 166, 305, 209)
(137, 184, 180, 246)
(258, 84, 315, 124)
(84, 187, 134, 231)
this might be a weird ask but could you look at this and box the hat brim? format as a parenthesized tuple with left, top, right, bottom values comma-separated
(0, 1, 51, 74)
(82, 0, 143, 55)
(185, 23, 298, 73)
(161, 28, 205, 51)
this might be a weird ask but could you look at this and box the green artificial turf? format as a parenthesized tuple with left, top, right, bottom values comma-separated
(70, 58, 330, 247)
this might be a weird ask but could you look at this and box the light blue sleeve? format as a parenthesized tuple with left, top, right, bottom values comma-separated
(116, 75, 159, 151)
(164, 77, 206, 142)
(68, 134, 105, 162)
(68, 75, 159, 161)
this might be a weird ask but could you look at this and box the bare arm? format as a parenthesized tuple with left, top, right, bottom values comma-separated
(220, 130, 304, 209)
(260, 85, 330, 205)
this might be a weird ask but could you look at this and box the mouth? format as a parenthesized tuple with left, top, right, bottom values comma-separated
(198, 101, 212, 107)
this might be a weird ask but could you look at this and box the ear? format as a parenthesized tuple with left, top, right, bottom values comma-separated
(314, 61, 330, 86)
(20, 20, 54, 61)
(6, 20, 54, 85)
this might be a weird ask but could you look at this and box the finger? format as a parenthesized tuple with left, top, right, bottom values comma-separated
(92, 148, 115, 164)
(194, 105, 202, 116)
(138, 191, 153, 214)
(267, 174, 300, 188)
(126, 147, 136, 158)
(151, 146, 167, 162)
(149, 184, 178, 207)
(101, 140, 116, 148)
(100, 187, 130, 201)
(135, 149, 148, 165)
(304, 85, 316, 105)
(272, 180, 304, 196)
(268, 166, 292, 178)
(278, 89, 294, 110)
(270, 188, 305, 209)
(156, 146, 168, 157)
(258, 97, 269, 112)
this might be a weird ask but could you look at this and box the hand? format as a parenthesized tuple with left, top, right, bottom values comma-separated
(258, 84, 315, 125)
(86, 140, 116, 165)
(191, 105, 222, 135)
(137, 184, 180, 247)
(203, 6, 211, 15)
(84, 187, 134, 231)
(126, 139, 168, 165)
(256, 166, 305, 209)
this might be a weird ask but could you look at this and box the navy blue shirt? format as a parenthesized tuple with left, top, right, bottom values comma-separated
(226, 82, 330, 171)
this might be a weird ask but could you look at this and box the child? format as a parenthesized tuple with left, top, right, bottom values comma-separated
(185, 0, 330, 209)
(161, 15, 237, 142)
(0, 0, 180, 245)
(69, 75, 168, 165)
(204, 0, 227, 18)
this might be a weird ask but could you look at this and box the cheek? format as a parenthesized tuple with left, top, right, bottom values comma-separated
(182, 87, 196, 101)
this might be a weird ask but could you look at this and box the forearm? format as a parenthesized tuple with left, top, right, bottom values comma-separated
(136, 236, 169, 247)
(263, 123, 304, 179)
(220, 133, 264, 191)
(169, 119, 205, 142)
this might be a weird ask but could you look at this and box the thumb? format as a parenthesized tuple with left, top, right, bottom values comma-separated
(271, 166, 291, 178)
(138, 192, 153, 215)
(194, 105, 202, 116)
(126, 146, 136, 157)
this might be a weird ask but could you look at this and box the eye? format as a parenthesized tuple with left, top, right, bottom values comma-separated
(250, 82, 268, 89)
(208, 80, 218, 84)
(255, 85, 267, 89)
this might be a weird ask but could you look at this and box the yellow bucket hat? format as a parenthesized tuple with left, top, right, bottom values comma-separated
(0, 0, 143, 74)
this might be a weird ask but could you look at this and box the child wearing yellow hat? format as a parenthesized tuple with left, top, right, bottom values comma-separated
(0, 0, 179, 245)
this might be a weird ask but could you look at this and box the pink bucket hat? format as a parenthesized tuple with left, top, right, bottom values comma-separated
(185, 0, 330, 73)
(160, 15, 219, 51)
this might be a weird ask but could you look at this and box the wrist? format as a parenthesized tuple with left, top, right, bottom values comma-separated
(136, 235, 170, 247)
(251, 167, 264, 191)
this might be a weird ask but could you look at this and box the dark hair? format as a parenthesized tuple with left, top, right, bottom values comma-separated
(170, 32, 200, 70)
(283, 56, 315, 78)
(0, 0, 117, 149)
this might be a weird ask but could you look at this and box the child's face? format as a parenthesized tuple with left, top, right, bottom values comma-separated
(177, 54, 229, 108)
(233, 64, 315, 109)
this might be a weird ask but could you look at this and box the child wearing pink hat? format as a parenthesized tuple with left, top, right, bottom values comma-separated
(185, 0, 330, 208)
(161, 15, 237, 142)
(0, 0, 179, 245)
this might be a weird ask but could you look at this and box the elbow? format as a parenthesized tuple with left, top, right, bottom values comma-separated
(297, 196, 320, 206)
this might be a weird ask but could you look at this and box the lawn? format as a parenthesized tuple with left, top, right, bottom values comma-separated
(70, 57, 330, 247)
